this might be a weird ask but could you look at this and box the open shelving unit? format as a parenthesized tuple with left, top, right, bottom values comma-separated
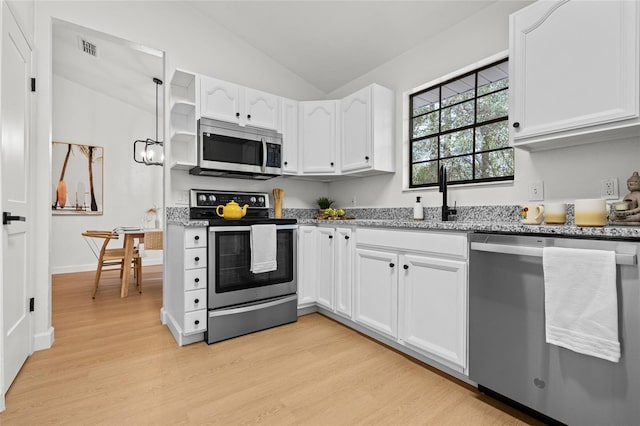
(169, 69, 197, 170)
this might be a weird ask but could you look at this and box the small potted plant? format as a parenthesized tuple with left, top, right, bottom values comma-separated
(317, 197, 333, 218)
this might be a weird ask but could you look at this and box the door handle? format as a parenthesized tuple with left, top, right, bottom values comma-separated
(3, 212, 26, 225)
(261, 137, 267, 173)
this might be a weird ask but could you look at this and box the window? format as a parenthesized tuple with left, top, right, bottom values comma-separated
(409, 58, 513, 188)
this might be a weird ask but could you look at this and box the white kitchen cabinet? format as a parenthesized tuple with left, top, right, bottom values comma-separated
(297, 225, 317, 307)
(299, 100, 339, 174)
(354, 247, 399, 339)
(169, 69, 197, 169)
(281, 97, 299, 174)
(510, 0, 640, 151)
(341, 84, 394, 175)
(354, 227, 468, 373)
(200, 75, 279, 130)
(316, 227, 335, 309)
(163, 225, 208, 346)
(334, 228, 353, 318)
(399, 254, 467, 370)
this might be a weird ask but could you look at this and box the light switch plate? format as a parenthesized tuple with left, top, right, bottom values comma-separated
(529, 181, 544, 201)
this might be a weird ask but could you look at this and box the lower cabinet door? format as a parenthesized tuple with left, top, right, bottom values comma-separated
(399, 254, 468, 369)
(354, 248, 398, 338)
(183, 310, 207, 335)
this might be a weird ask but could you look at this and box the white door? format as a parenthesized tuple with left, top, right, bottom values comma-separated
(244, 87, 279, 130)
(341, 86, 371, 172)
(300, 101, 337, 174)
(399, 254, 467, 370)
(200, 75, 241, 123)
(334, 227, 352, 318)
(297, 226, 317, 307)
(1, 1, 32, 395)
(354, 248, 398, 338)
(315, 227, 334, 310)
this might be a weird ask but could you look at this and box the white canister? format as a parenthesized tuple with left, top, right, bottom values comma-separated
(574, 198, 607, 227)
(544, 203, 567, 225)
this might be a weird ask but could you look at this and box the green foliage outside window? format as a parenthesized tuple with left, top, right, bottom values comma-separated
(409, 58, 514, 188)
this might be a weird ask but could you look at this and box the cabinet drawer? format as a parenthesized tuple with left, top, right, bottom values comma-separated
(357, 228, 468, 259)
(184, 268, 207, 291)
(183, 310, 207, 335)
(185, 228, 207, 249)
(184, 289, 207, 312)
(184, 247, 207, 269)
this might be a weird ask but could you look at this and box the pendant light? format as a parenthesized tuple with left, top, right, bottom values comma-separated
(133, 77, 164, 166)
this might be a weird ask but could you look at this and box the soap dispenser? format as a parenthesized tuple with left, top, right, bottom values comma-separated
(414, 196, 424, 221)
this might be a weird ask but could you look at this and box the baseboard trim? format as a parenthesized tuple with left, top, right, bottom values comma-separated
(52, 260, 163, 275)
(33, 326, 55, 351)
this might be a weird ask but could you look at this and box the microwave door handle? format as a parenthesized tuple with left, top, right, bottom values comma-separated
(261, 138, 267, 173)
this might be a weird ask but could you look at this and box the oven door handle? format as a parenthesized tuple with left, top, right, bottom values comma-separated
(209, 295, 297, 317)
(209, 224, 298, 232)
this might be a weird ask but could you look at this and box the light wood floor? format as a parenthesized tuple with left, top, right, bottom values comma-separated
(0, 267, 542, 425)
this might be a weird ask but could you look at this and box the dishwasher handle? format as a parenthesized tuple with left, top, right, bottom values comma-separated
(470, 241, 637, 266)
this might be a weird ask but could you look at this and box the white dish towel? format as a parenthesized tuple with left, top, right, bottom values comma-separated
(250, 224, 277, 274)
(543, 246, 620, 362)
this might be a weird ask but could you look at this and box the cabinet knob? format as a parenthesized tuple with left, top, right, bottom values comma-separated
(328, 235, 333, 239)
(194, 298, 200, 304)
(365, 156, 370, 161)
(194, 256, 200, 262)
(194, 278, 200, 283)
(247, 114, 251, 120)
(513, 121, 520, 128)
(194, 235, 200, 241)
(403, 264, 409, 270)
(389, 263, 395, 268)
(345, 235, 350, 240)
(284, 161, 288, 166)
(236, 112, 240, 118)
(194, 320, 200, 325)
(330, 162, 334, 167)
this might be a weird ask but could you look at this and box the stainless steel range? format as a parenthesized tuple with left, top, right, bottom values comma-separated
(189, 189, 298, 344)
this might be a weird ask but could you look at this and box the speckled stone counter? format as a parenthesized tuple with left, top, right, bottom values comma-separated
(166, 205, 640, 240)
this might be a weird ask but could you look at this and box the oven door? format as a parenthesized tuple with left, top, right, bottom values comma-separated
(208, 224, 297, 309)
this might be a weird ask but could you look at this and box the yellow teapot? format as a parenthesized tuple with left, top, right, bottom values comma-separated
(216, 201, 248, 220)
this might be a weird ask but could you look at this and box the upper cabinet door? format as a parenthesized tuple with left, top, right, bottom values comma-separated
(244, 88, 280, 131)
(200, 76, 242, 123)
(281, 98, 299, 174)
(299, 100, 338, 174)
(510, 0, 640, 151)
(341, 87, 371, 172)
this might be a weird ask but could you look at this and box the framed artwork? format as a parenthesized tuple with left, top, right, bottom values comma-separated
(51, 141, 103, 215)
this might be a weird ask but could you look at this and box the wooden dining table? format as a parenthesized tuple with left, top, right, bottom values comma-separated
(113, 228, 145, 297)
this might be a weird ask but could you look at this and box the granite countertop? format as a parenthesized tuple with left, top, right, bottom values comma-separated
(300, 218, 640, 240)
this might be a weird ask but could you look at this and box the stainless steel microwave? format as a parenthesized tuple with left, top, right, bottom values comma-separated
(189, 117, 282, 180)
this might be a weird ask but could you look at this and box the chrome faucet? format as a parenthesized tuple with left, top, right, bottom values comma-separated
(439, 165, 457, 221)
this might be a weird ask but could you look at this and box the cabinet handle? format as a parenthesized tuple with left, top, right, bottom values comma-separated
(403, 265, 409, 270)
(513, 121, 520, 128)
(194, 298, 200, 304)
(330, 162, 334, 167)
(194, 278, 200, 283)
(247, 114, 251, 120)
(284, 161, 288, 166)
(345, 235, 350, 240)
(194, 235, 200, 241)
(328, 235, 333, 239)
(194, 256, 200, 262)
(195, 320, 200, 325)
(389, 263, 395, 268)
(365, 156, 370, 161)
(236, 112, 240, 118)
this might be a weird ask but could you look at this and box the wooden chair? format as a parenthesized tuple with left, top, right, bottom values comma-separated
(143, 230, 163, 250)
(82, 230, 142, 298)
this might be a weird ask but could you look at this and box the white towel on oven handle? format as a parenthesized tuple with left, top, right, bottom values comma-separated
(250, 224, 277, 274)
(543, 246, 620, 362)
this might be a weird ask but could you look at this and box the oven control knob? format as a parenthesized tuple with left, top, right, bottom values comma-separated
(208, 195, 216, 203)
(250, 196, 257, 204)
(198, 194, 206, 202)
(258, 196, 264, 205)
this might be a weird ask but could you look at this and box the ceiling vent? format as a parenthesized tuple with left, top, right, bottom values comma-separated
(78, 37, 97, 57)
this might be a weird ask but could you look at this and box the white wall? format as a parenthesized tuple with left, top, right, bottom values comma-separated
(325, 1, 640, 210)
(51, 75, 163, 273)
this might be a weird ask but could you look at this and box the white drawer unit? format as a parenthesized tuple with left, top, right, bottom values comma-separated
(164, 225, 209, 345)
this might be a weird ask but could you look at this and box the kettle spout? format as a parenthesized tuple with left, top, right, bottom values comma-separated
(241, 204, 249, 217)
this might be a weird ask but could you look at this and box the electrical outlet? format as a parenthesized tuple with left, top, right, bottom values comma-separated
(351, 195, 357, 207)
(601, 177, 619, 199)
(528, 181, 544, 201)
(176, 190, 189, 205)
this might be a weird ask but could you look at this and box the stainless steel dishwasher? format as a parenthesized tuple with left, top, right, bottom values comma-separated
(469, 232, 639, 425)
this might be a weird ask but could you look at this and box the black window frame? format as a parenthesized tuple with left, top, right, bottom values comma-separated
(409, 57, 514, 189)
